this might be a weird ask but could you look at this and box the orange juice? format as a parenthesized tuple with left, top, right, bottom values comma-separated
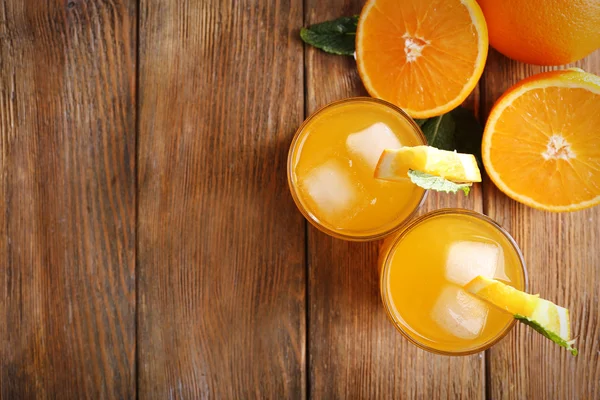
(288, 98, 426, 240)
(379, 209, 527, 354)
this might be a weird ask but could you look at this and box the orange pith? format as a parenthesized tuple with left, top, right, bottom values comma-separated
(356, 0, 488, 119)
(482, 69, 600, 212)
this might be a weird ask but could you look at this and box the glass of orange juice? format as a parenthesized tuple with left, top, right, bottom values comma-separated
(379, 208, 527, 355)
(288, 97, 426, 241)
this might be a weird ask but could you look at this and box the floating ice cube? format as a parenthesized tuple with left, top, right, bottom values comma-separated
(445, 241, 504, 286)
(346, 122, 402, 170)
(431, 286, 488, 340)
(302, 160, 361, 218)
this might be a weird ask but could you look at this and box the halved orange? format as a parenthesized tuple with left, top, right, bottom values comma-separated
(356, 0, 488, 119)
(482, 69, 600, 212)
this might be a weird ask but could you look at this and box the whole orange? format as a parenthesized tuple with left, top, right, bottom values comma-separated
(477, 0, 600, 65)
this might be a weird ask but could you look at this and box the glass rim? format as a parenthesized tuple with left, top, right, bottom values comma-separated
(380, 208, 529, 356)
(286, 97, 428, 241)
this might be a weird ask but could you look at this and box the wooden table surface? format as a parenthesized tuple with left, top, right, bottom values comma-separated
(1, 1, 599, 399)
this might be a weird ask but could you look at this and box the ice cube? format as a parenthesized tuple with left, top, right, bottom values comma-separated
(302, 160, 362, 218)
(431, 286, 488, 340)
(445, 241, 504, 286)
(346, 122, 402, 170)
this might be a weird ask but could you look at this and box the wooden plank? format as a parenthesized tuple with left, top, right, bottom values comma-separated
(136, 1, 306, 398)
(0, 1, 136, 398)
(482, 49, 600, 399)
(305, 2, 485, 398)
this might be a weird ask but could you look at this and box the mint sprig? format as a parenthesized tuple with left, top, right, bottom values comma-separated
(300, 16, 358, 56)
(514, 314, 578, 356)
(408, 170, 471, 196)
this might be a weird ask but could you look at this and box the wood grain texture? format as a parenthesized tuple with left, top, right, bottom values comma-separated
(136, 0, 306, 398)
(305, 1, 484, 398)
(0, 1, 136, 399)
(482, 49, 600, 399)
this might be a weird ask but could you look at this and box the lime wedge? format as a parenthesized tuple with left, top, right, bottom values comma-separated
(465, 276, 577, 355)
(375, 146, 481, 183)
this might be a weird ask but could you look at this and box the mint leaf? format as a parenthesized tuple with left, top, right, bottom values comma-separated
(418, 107, 483, 167)
(515, 314, 578, 356)
(408, 170, 471, 196)
(300, 16, 358, 56)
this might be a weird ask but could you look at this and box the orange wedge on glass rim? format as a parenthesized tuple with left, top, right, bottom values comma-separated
(482, 69, 600, 212)
(465, 276, 577, 355)
(375, 146, 481, 183)
(356, 0, 488, 118)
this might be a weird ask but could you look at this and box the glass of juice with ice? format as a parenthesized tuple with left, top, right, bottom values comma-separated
(288, 98, 427, 241)
(379, 209, 527, 355)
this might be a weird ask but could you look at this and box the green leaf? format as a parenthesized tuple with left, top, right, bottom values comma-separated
(450, 107, 484, 168)
(418, 107, 483, 167)
(300, 16, 359, 56)
(420, 114, 456, 151)
(414, 119, 427, 128)
(408, 170, 471, 196)
(515, 314, 578, 356)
